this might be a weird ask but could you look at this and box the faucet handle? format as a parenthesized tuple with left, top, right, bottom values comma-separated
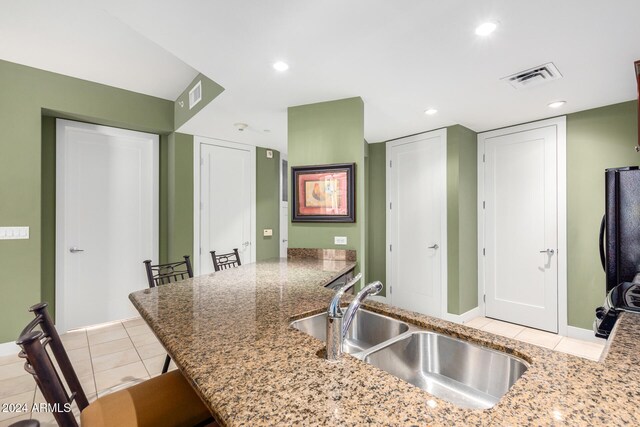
(327, 272, 362, 317)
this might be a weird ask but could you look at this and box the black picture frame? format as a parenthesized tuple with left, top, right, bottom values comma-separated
(291, 163, 356, 223)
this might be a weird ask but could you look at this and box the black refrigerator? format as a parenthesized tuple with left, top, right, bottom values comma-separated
(595, 166, 640, 337)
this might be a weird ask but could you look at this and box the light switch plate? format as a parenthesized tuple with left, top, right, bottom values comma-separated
(0, 226, 29, 240)
(263, 229, 273, 236)
(266, 150, 273, 159)
(334, 236, 347, 245)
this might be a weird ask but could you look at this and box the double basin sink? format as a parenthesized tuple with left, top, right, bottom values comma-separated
(290, 309, 528, 410)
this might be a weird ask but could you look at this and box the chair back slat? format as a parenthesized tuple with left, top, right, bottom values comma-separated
(143, 256, 193, 288)
(211, 249, 242, 272)
(16, 303, 88, 427)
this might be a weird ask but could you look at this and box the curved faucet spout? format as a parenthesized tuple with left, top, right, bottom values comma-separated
(341, 281, 383, 338)
(327, 273, 362, 318)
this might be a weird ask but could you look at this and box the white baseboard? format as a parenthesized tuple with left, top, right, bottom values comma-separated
(567, 325, 606, 344)
(443, 307, 482, 324)
(0, 341, 20, 358)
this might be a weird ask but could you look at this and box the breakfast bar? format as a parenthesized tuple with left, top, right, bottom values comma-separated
(129, 259, 640, 426)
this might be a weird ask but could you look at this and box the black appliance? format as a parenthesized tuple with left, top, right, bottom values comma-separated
(595, 167, 640, 338)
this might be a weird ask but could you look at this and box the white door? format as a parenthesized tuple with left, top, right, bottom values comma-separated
(56, 119, 158, 332)
(197, 139, 255, 275)
(482, 124, 559, 332)
(387, 129, 447, 317)
(280, 157, 288, 258)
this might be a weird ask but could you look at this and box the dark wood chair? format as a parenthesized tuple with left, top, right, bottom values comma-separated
(143, 255, 193, 373)
(16, 302, 212, 427)
(210, 249, 241, 272)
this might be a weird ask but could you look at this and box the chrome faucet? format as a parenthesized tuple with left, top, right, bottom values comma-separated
(326, 273, 383, 361)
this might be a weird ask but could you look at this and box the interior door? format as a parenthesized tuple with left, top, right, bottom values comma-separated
(200, 142, 253, 275)
(483, 125, 558, 332)
(387, 130, 446, 317)
(56, 119, 158, 332)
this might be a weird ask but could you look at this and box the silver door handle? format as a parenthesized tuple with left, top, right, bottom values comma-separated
(69, 247, 84, 253)
(428, 244, 439, 250)
(282, 239, 288, 243)
(539, 249, 555, 255)
(242, 241, 250, 248)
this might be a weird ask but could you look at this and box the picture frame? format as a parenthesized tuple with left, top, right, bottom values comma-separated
(291, 163, 356, 223)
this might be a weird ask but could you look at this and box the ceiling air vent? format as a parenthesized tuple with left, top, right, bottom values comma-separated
(188, 80, 202, 109)
(501, 62, 562, 89)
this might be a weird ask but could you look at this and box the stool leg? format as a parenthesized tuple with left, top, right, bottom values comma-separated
(162, 354, 171, 374)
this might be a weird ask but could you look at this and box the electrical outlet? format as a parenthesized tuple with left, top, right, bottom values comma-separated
(0, 226, 29, 240)
(334, 236, 347, 245)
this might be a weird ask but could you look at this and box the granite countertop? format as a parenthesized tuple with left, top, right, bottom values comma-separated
(129, 259, 640, 426)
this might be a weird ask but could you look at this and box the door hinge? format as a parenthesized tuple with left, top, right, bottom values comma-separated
(389, 244, 392, 252)
(483, 248, 486, 256)
(200, 157, 204, 166)
(390, 286, 392, 294)
(389, 160, 392, 168)
(199, 247, 202, 255)
(483, 201, 485, 209)
(482, 154, 485, 162)
(483, 294, 486, 303)
(389, 202, 392, 210)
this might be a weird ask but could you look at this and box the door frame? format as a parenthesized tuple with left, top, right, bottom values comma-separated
(385, 128, 448, 318)
(279, 155, 288, 258)
(193, 136, 256, 275)
(55, 119, 159, 332)
(477, 116, 567, 336)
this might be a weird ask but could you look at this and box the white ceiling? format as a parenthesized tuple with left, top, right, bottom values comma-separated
(0, 0, 197, 100)
(5, 1, 640, 153)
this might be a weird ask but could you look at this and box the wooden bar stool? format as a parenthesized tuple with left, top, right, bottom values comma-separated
(16, 303, 213, 427)
(210, 249, 241, 272)
(143, 256, 193, 373)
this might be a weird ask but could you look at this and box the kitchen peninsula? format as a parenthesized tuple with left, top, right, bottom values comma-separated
(129, 258, 640, 426)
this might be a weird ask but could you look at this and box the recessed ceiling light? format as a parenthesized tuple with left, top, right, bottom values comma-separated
(475, 22, 497, 36)
(548, 101, 566, 109)
(424, 108, 438, 115)
(273, 61, 289, 71)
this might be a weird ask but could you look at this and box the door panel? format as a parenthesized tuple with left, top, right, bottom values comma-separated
(200, 143, 252, 275)
(388, 131, 446, 317)
(484, 126, 558, 332)
(57, 120, 158, 331)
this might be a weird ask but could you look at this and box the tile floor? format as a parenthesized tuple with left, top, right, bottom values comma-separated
(465, 316, 607, 361)
(0, 316, 606, 426)
(0, 317, 175, 427)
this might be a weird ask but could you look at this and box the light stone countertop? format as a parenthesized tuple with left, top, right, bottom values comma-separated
(129, 258, 640, 426)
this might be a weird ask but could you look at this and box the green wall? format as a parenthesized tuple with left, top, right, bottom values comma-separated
(256, 148, 281, 261)
(166, 133, 195, 262)
(0, 59, 174, 343)
(567, 100, 638, 329)
(174, 73, 224, 130)
(446, 125, 478, 315)
(366, 142, 387, 294)
(288, 97, 366, 278)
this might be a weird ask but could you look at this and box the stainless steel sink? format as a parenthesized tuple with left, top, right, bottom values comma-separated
(290, 309, 409, 354)
(364, 331, 528, 409)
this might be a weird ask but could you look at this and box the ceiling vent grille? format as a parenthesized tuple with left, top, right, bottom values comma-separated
(189, 80, 202, 110)
(502, 62, 562, 89)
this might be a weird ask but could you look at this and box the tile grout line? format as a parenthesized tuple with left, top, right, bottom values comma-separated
(122, 321, 152, 378)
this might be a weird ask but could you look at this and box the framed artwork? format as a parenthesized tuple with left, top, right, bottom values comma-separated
(291, 163, 355, 222)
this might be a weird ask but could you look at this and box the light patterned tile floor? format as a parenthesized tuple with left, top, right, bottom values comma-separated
(465, 316, 607, 361)
(0, 317, 174, 426)
(0, 315, 606, 425)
